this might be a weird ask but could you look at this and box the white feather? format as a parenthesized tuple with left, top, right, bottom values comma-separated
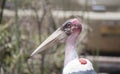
(63, 58, 94, 74)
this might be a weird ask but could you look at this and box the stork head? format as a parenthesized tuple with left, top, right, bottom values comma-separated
(61, 18, 82, 36)
(31, 18, 82, 56)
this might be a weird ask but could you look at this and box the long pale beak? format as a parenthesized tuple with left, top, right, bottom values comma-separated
(31, 28, 67, 56)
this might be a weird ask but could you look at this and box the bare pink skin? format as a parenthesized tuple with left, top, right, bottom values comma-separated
(64, 19, 82, 66)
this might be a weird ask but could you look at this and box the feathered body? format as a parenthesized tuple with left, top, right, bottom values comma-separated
(63, 58, 96, 74)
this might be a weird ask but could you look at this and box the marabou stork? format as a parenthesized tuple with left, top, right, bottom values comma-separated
(31, 18, 96, 74)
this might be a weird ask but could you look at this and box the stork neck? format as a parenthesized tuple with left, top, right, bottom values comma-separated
(64, 32, 79, 66)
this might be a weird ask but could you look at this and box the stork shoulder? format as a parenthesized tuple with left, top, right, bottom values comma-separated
(63, 58, 95, 74)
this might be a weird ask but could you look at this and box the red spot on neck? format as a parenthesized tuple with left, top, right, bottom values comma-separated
(79, 58, 87, 65)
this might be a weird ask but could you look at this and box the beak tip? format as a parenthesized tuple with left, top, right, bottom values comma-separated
(30, 53, 34, 57)
(30, 51, 36, 57)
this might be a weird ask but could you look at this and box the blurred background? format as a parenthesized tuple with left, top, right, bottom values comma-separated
(0, 0, 120, 74)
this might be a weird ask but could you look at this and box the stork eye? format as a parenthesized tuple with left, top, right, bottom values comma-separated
(65, 22, 71, 28)
(60, 22, 72, 35)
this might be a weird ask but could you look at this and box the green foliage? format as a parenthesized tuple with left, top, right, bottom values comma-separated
(0, 21, 33, 74)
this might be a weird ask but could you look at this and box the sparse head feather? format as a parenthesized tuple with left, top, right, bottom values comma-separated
(70, 18, 81, 25)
